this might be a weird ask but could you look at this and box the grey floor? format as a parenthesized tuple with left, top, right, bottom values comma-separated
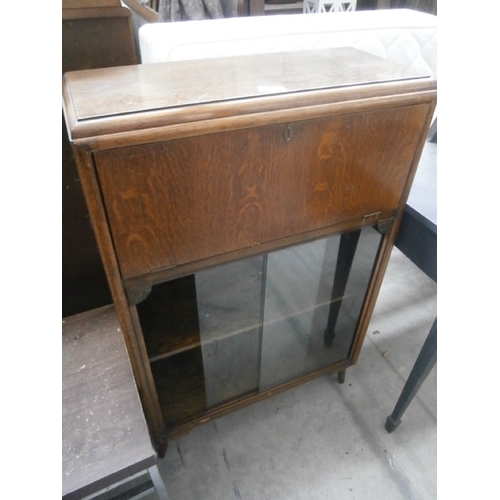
(148, 140, 437, 500)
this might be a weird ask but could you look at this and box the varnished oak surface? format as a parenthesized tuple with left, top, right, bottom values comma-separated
(62, 48, 436, 148)
(96, 104, 428, 279)
(62, 306, 156, 499)
(64, 48, 427, 120)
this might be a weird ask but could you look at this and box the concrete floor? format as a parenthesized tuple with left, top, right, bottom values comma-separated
(150, 249, 436, 500)
(148, 141, 437, 500)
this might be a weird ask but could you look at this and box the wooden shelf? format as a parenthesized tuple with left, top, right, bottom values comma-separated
(137, 275, 202, 360)
(151, 348, 208, 429)
(138, 263, 364, 363)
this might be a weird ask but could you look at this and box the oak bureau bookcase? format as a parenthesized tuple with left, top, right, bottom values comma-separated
(62, 47, 437, 456)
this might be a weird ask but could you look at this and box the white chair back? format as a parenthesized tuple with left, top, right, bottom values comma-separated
(304, 0, 356, 14)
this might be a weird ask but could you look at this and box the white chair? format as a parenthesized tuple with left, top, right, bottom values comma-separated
(303, 0, 356, 14)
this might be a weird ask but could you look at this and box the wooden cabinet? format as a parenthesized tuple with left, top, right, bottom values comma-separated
(63, 47, 436, 455)
(62, 0, 138, 317)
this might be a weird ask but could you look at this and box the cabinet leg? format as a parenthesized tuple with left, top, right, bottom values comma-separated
(157, 439, 168, 459)
(324, 230, 361, 347)
(337, 370, 346, 384)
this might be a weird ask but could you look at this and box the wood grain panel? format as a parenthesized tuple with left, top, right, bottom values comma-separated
(95, 104, 428, 279)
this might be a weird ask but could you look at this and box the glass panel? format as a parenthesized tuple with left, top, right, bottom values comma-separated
(260, 226, 382, 389)
(137, 275, 207, 427)
(138, 256, 265, 427)
(137, 226, 382, 429)
(196, 256, 264, 408)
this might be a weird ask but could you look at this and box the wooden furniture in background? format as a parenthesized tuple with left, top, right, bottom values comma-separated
(62, 306, 169, 499)
(62, 0, 138, 72)
(62, 0, 137, 317)
(62, 47, 436, 455)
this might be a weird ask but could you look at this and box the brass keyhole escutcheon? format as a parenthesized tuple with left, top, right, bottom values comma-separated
(284, 124, 292, 142)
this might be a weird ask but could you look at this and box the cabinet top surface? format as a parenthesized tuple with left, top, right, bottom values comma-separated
(63, 47, 431, 122)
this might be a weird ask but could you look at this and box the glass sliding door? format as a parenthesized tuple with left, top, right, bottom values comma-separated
(259, 226, 382, 389)
(137, 225, 383, 430)
(196, 255, 265, 408)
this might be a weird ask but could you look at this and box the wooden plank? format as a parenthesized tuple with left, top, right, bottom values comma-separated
(62, 6, 133, 20)
(63, 0, 122, 9)
(62, 305, 156, 499)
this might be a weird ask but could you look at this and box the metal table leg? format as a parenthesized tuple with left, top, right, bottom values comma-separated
(385, 318, 437, 433)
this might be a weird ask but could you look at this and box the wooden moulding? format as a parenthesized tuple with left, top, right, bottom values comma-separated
(63, 0, 122, 9)
(62, 47, 436, 149)
(123, 210, 397, 297)
(64, 80, 436, 151)
(62, 7, 132, 20)
(62, 0, 133, 21)
(72, 89, 436, 153)
(164, 359, 352, 441)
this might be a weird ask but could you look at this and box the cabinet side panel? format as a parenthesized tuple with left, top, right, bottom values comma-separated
(95, 104, 429, 279)
(70, 146, 166, 447)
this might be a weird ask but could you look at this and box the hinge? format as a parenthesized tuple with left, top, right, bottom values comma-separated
(362, 211, 381, 225)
